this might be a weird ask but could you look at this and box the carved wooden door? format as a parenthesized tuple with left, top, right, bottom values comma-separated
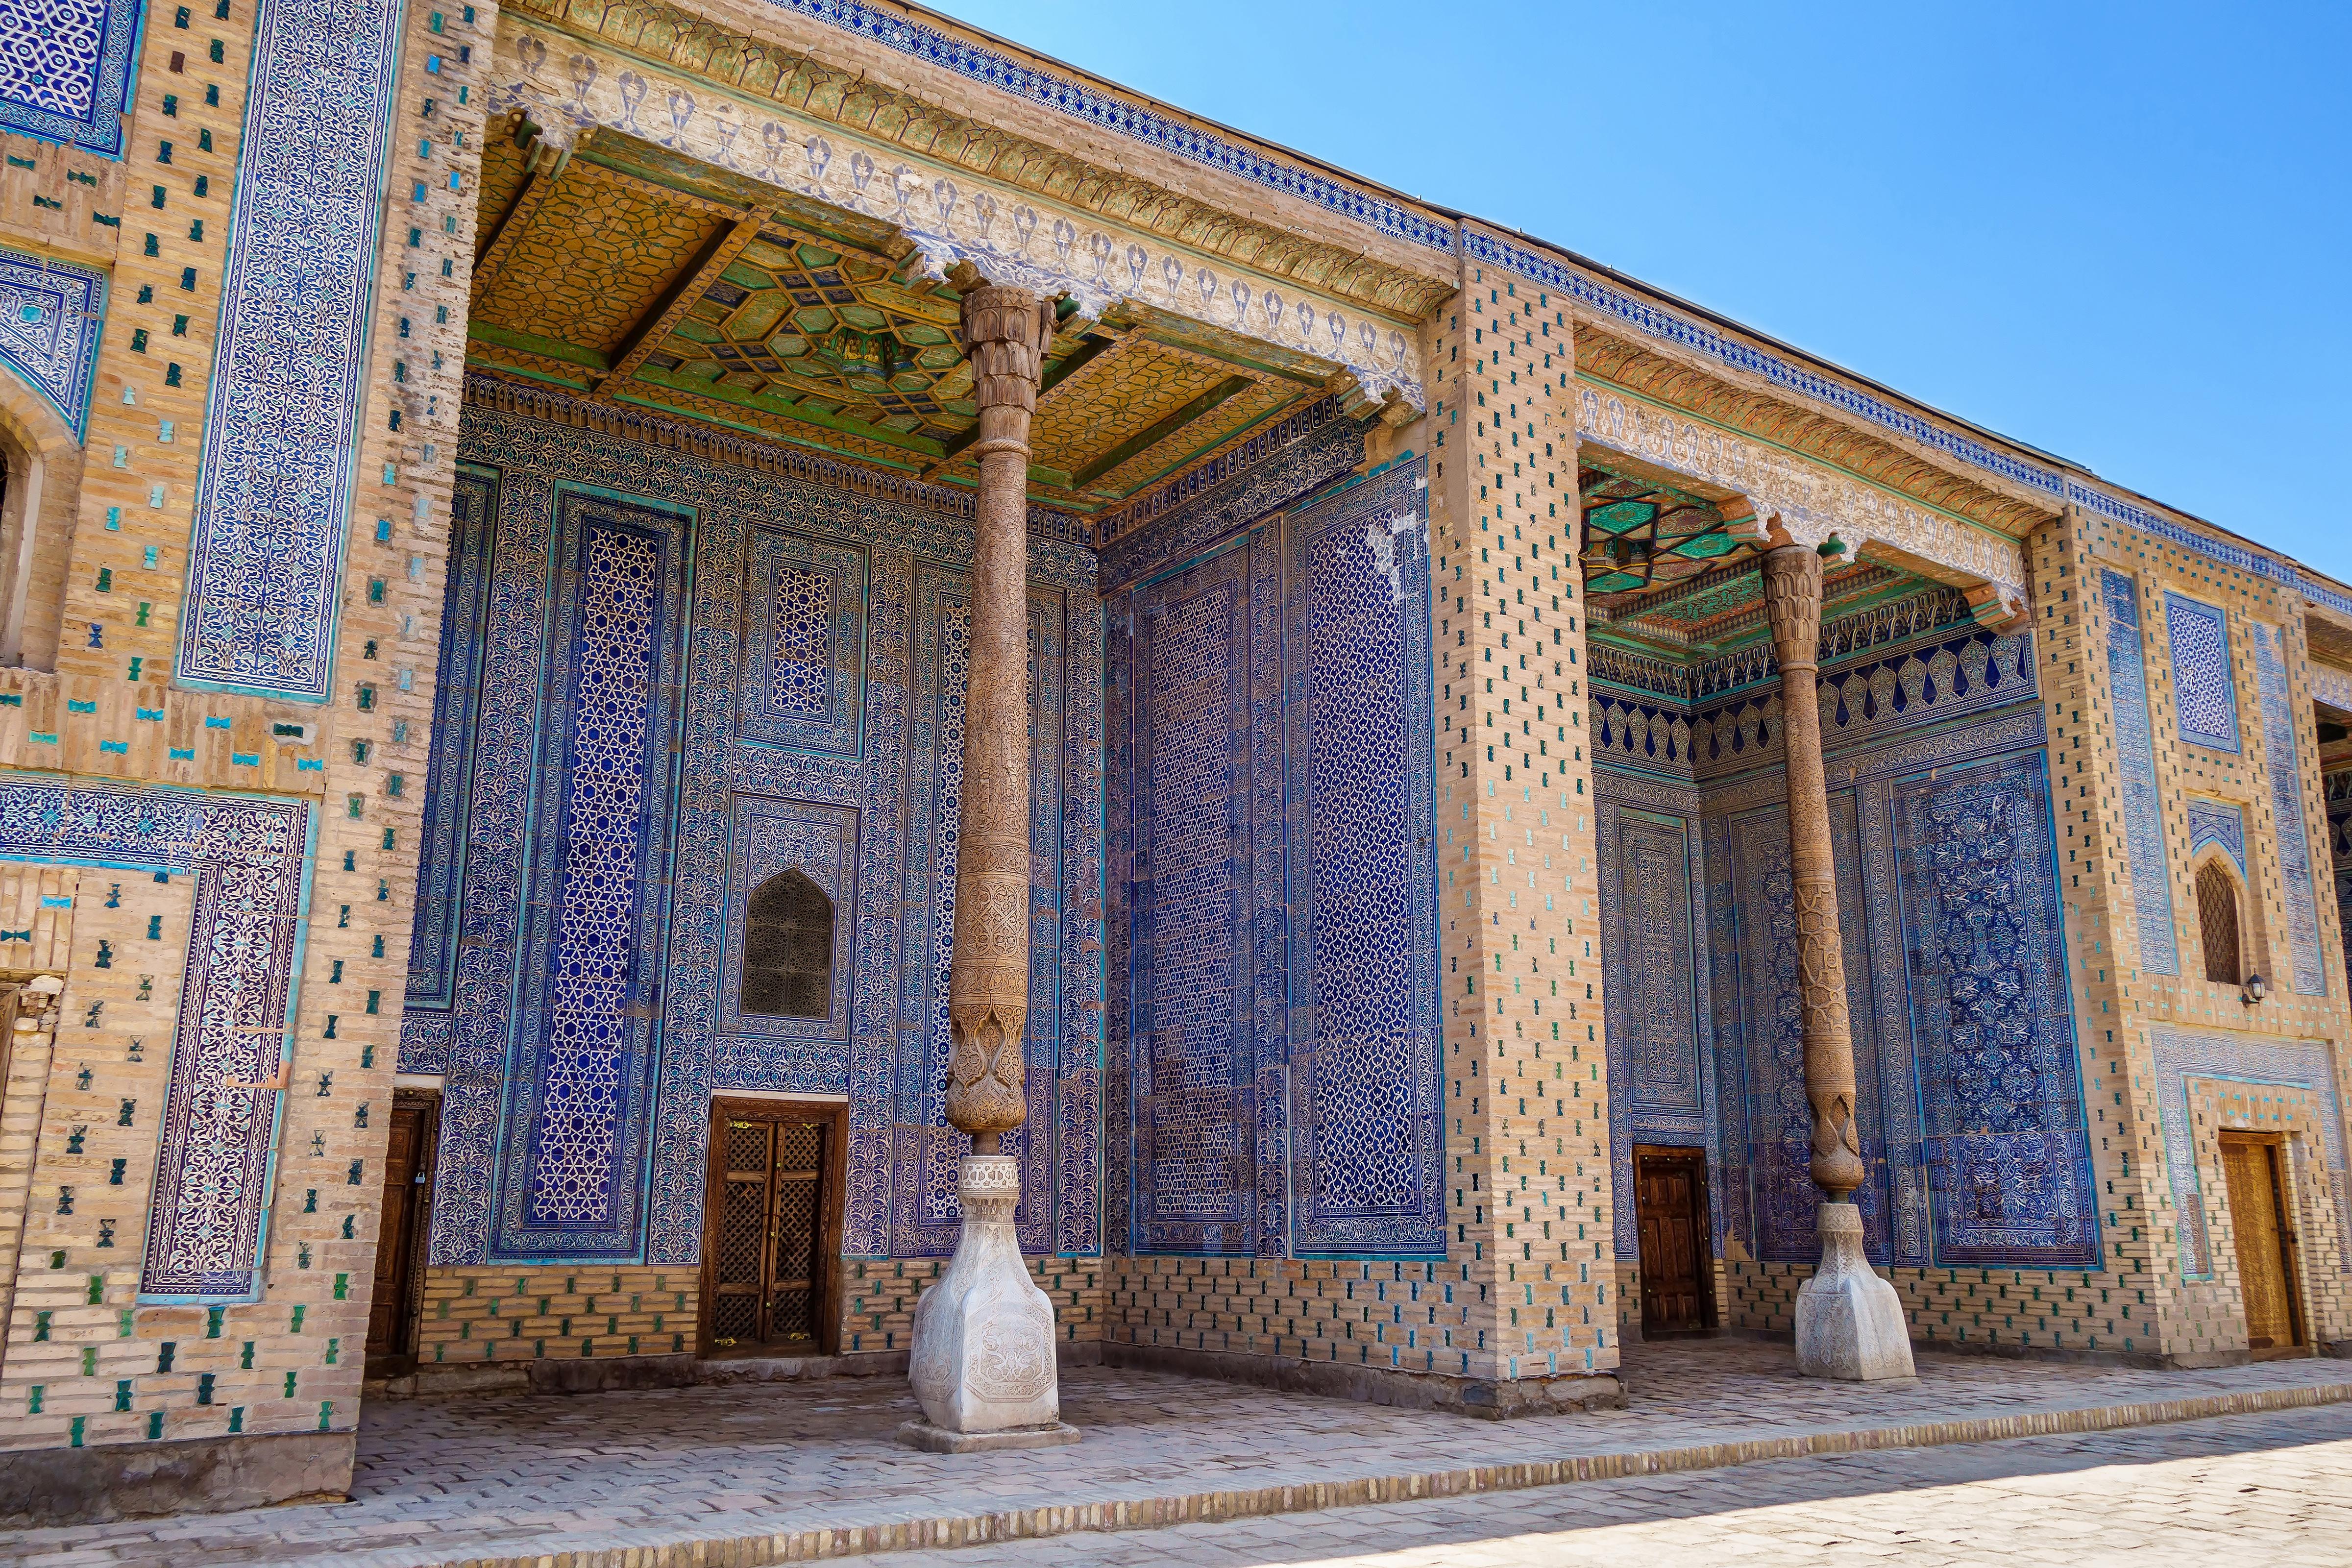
(366, 1106, 427, 1362)
(2220, 1133, 2303, 1354)
(706, 1114, 826, 1350)
(1635, 1148, 1710, 1334)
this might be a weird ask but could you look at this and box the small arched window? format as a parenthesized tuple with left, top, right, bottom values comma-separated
(742, 868, 832, 1018)
(2196, 860, 2242, 986)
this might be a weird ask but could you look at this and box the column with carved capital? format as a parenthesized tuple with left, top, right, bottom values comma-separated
(1761, 538, 1917, 1382)
(903, 280, 1079, 1449)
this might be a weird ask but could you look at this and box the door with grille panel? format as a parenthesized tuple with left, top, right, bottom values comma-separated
(702, 1101, 843, 1354)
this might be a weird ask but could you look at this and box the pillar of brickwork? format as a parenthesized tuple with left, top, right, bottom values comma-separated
(904, 280, 1077, 1448)
(1761, 537, 1916, 1381)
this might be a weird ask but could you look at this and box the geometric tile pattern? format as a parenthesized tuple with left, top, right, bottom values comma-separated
(0, 0, 137, 154)
(0, 245, 105, 437)
(2149, 1029, 2351, 1279)
(407, 466, 499, 1013)
(1892, 750, 2101, 1267)
(1282, 463, 1443, 1256)
(738, 529, 864, 754)
(2252, 622, 2326, 995)
(0, 779, 309, 1300)
(177, 0, 403, 701)
(2103, 570, 2179, 974)
(416, 398, 1102, 1265)
(491, 493, 687, 1258)
(2163, 591, 2241, 754)
(1106, 458, 1442, 1259)
(2186, 798, 2248, 880)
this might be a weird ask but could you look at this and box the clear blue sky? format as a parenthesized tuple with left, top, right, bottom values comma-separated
(931, 0, 2350, 578)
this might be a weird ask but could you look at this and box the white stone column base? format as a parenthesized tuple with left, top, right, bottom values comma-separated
(1795, 1200, 1916, 1381)
(905, 1154, 1072, 1437)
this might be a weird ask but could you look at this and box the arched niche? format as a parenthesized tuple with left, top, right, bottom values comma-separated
(0, 374, 84, 672)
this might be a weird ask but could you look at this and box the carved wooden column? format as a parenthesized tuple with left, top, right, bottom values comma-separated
(904, 280, 1078, 1449)
(1761, 536, 1915, 1381)
(944, 282, 1054, 1155)
(1760, 541, 1866, 1203)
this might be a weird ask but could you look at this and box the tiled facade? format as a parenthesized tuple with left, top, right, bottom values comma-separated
(0, 0, 2343, 1522)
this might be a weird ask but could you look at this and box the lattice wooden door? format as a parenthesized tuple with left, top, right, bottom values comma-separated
(708, 1116, 827, 1349)
(2220, 1133, 2304, 1355)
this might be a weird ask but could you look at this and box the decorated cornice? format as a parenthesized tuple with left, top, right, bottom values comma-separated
(2064, 483, 2352, 623)
(498, 0, 1451, 322)
(1575, 330, 2051, 539)
(1573, 380, 2028, 607)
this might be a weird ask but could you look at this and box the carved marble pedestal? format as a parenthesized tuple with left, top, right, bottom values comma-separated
(901, 1154, 1078, 1450)
(1794, 1202, 1916, 1382)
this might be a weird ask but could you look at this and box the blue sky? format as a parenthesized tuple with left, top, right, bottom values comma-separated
(931, 0, 2350, 577)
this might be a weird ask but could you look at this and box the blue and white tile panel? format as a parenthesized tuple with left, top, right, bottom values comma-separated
(2101, 570, 2178, 974)
(2253, 622, 2326, 995)
(2185, 799, 2246, 880)
(0, 245, 105, 438)
(2162, 591, 2241, 754)
(0, 0, 140, 154)
(176, 0, 402, 702)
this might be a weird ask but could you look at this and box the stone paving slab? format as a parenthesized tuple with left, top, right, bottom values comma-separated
(819, 1403, 2352, 1568)
(3, 1342, 2349, 1568)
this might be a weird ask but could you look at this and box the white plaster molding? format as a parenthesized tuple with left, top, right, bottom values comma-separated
(490, 29, 1426, 410)
(1574, 383, 2027, 605)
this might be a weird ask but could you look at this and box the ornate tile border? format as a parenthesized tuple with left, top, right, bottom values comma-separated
(177, 0, 403, 701)
(0, 776, 313, 1300)
(2253, 622, 2326, 996)
(0, 0, 142, 155)
(2149, 1029, 2351, 1279)
(2103, 570, 2177, 974)
(0, 246, 106, 438)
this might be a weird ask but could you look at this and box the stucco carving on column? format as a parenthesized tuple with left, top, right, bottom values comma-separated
(1576, 384, 2028, 617)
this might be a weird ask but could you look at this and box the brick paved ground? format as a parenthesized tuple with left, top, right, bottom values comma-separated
(842, 1404, 2352, 1568)
(4, 1341, 2349, 1567)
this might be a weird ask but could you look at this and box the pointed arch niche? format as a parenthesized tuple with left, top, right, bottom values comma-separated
(742, 867, 834, 1019)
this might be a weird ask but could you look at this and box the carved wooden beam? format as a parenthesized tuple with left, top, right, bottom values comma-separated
(597, 207, 774, 390)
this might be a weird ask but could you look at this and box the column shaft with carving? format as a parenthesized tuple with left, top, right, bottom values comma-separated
(945, 285, 1055, 1153)
(1761, 541, 1867, 1201)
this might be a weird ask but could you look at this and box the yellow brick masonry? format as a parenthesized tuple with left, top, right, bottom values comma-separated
(1430, 235, 1616, 1391)
(412, 1257, 1106, 1364)
(0, 0, 497, 1457)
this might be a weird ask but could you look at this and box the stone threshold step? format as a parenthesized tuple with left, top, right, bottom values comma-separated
(400, 1377, 2352, 1568)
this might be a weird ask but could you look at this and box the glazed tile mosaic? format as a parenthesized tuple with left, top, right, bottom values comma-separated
(0, 245, 105, 436)
(0, 0, 139, 153)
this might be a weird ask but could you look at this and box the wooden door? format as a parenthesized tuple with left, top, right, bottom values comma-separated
(1635, 1147, 1711, 1334)
(2220, 1133, 2304, 1355)
(366, 1105, 429, 1362)
(703, 1102, 841, 1354)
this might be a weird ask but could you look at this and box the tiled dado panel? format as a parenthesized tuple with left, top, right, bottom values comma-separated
(1105, 458, 1443, 1261)
(405, 401, 1104, 1267)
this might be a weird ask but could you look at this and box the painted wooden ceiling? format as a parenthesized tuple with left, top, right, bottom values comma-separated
(1580, 464, 1928, 658)
(465, 122, 1342, 512)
